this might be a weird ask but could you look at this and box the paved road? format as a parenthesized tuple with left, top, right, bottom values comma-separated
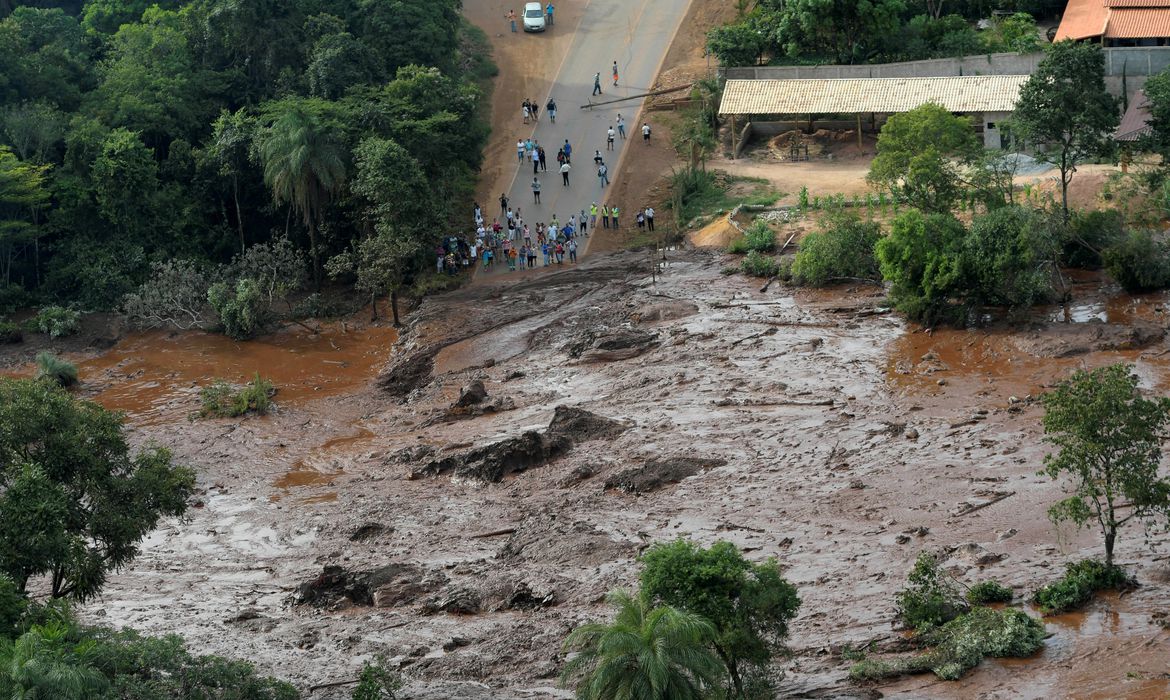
(484, 0, 691, 268)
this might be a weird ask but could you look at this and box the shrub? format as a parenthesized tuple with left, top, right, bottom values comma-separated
(0, 320, 22, 344)
(35, 351, 78, 387)
(198, 374, 275, 418)
(1063, 209, 1124, 269)
(0, 282, 27, 315)
(876, 210, 968, 325)
(123, 259, 211, 330)
(791, 215, 881, 285)
(740, 251, 779, 278)
(208, 278, 265, 340)
(966, 581, 1014, 605)
(964, 206, 1054, 309)
(32, 306, 81, 338)
(1032, 559, 1134, 615)
(895, 552, 968, 631)
(1102, 230, 1170, 292)
(743, 220, 775, 252)
(850, 607, 1045, 682)
(352, 658, 403, 700)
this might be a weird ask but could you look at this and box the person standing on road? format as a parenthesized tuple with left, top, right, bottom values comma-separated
(646, 206, 655, 231)
(562, 139, 572, 163)
(636, 209, 645, 230)
(507, 9, 516, 32)
(530, 100, 539, 121)
(516, 139, 524, 163)
(580, 208, 589, 235)
(560, 161, 571, 186)
(593, 149, 603, 166)
(642, 122, 651, 143)
(532, 177, 541, 203)
(546, 98, 557, 122)
(500, 193, 509, 217)
(593, 72, 602, 96)
(546, 1, 554, 26)
(538, 146, 547, 172)
(569, 238, 578, 263)
(598, 162, 609, 187)
(612, 61, 619, 86)
(617, 114, 626, 139)
(612, 204, 620, 228)
(601, 204, 610, 228)
(607, 126, 615, 150)
(590, 202, 598, 228)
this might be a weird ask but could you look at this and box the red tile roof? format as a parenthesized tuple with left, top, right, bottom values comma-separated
(1056, 0, 1170, 40)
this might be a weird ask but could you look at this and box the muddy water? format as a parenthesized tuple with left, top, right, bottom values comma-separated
(74, 323, 397, 426)
(270, 426, 375, 503)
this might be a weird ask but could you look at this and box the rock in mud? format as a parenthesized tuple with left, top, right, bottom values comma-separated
(422, 586, 482, 615)
(632, 300, 699, 324)
(569, 328, 660, 362)
(456, 380, 488, 407)
(1014, 321, 1165, 357)
(293, 563, 437, 608)
(411, 406, 629, 483)
(350, 523, 389, 541)
(944, 543, 1007, 568)
(604, 457, 727, 494)
(378, 347, 438, 397)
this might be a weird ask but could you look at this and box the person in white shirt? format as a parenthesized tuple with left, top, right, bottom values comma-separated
(560, 161, 571, 186)
(642, 122, 651, 143)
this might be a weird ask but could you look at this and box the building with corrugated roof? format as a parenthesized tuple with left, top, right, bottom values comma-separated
(1055, 0, 1170, 45)
(718, 76, 1029, 156)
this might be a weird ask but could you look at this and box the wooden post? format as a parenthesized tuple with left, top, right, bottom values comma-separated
(856, 113, 863, 149)
(730, 114, 738, 159)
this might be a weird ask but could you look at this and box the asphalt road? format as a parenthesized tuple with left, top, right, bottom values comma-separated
(486, 0, 692, 261)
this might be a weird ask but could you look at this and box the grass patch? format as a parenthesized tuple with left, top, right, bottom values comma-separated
(669, 169, 780, 228)
(728, 220, 776, 255)
(849, 607, 1045, 682)
(35, 351, 78, 387)
(966, 581, 1014, 605)
(409, 271, 466, 298)
(197, 374, 275, 418)
(1032, 560, 1134, 615)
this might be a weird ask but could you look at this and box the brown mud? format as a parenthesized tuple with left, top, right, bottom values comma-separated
(66, 247, 1170, 699)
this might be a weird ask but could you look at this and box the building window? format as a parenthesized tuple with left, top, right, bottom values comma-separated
(987, 122, 996, 130)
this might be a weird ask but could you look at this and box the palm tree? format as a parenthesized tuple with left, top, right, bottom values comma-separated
(0, 621, 109, 699)
(258, 104, 346, 289)
(561, 589, 724, 700)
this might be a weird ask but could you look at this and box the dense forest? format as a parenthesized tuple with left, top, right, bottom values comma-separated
(0, 0, 492, 318)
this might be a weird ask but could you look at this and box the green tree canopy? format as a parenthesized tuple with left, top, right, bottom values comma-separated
(875, 209, 968, 324)
(0, 378, 195, 601)
(868, 103, 982, 213)
(561, 589, 724, 700)
(1041, 364, 1170, 567)
(1013, 41, 1117, 220)
(639, 539, 800, 698)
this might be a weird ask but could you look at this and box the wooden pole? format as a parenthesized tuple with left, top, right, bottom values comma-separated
(730, 115, 738, 159)
(856, 113, 862, 150)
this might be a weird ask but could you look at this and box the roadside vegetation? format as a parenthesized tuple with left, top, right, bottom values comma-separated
(0, 0, 492, 336)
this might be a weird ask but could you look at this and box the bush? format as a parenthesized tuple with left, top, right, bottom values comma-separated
(198, 374, 275, 418)
(0, 320, 22, 344)
(1032, 559, 1134, 614)
(964, 206, 1054, 309)
(1102, 230, 1170, 292)
(1063, 209, 1124, 269)
(352, 659, 403, 700)
(744, 220, 776, 252)
(31, 306, 81, 338)
(123, 259, 211, 330)
(209, 278, 265, 340)
(35, 351, 78, 387)
(895, 552, 968, 631)
(0, 282, 28, 316)
(740, 251, 779, 278)
(876, 210, 968, 325)
(966, 580, 1013, 605)
(791, 215, 881, 285)
(850, 607, 1045, 682)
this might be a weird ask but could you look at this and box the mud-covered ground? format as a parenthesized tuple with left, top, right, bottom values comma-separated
(58, 249, 1169, 699)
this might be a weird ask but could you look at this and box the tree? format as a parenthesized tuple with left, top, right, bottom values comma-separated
(0, 146, 49, 287)
(203, 109, 257, 253)
(773, 0, 905, 64)
(791, 214, 882, 285)
(0, 378, 195, 601)
(707, 21, 767, 67)
(258, 101, 346, 288)
(963, 205, 1054, 309)
(90, 128, 158, 240)
(561, 589, 724, 700)
(639, 540, 800, 698)
(875, 209, 968, 324)
(1041, 364, 1170, 568)
(868, 103, 982, 213)
(1140, 66, 1170, 168)
(0, 620, 109, 699)
(1013, 42, 1118, 220)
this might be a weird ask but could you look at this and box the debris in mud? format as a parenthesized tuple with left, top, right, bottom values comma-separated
(378, 346, 438, 397)
(559, 464, 599, 487)
(484, 581, 558, 611)
(293, 563, 440, 609)
(1014, 321, 1166, 357)
(500, 515, 636, 567)
(631, 300, 699, 324)
(605, 457, 726, 494)
(437, 380, 516, 422)
(944, 543, 1008, 568)
(409, 406, 629, 483)
(422, 586, 482, 615)
(456, 380, 488, 406)
(569, 328, 660, 362)
(350, 523, 390, 541)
